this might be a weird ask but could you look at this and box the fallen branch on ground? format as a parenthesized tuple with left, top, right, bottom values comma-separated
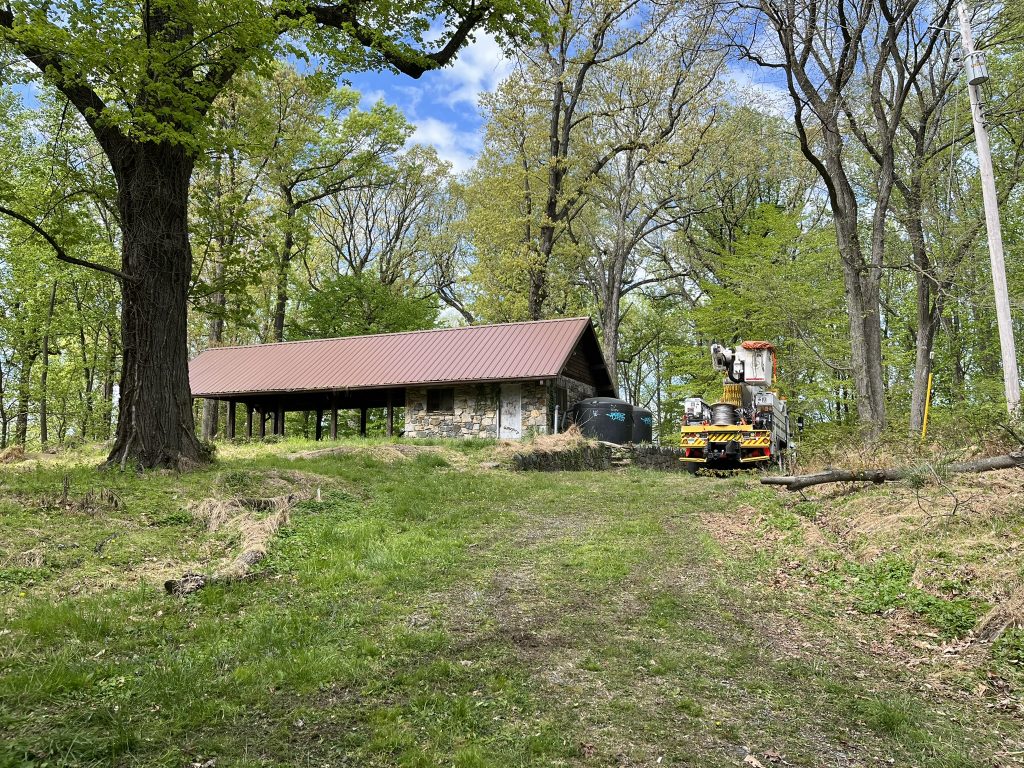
(974, 585, 1024, 642)
(164, 492, 307, 595)
(762, 451, 1024, 491)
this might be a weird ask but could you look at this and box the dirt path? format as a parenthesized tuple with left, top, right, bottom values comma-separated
(427, 472, 1023, 767)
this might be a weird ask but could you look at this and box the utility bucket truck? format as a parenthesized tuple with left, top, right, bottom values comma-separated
(680, 341, 790, 470)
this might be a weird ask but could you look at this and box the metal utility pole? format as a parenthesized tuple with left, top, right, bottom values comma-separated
(957, 2, 1021, 415)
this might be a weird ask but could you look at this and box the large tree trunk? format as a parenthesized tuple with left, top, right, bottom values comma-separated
(0, 361, 8, 449)
(827, 144, 886, 440)
(107, 142, 206, 469)
(599, 280, 622, 386)
(907, 209, 939, 434)
(834, 211, 886, 437)
(272, 195, 297, 342)
(103, 326, 117, 440)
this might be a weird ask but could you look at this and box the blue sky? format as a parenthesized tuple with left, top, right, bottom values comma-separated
(344, 34, 514, 173)
(8, 32, 513, 174)
(10, 33, 789, 175)
(340, 39, 791, 174)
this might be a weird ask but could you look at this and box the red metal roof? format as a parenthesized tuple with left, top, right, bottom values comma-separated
(190, 317, 608, 397)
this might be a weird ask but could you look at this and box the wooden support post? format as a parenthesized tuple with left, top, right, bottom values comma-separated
(276, 405, 285, 436)
(386, 391, 394, 437)
(315, 408, 323, 441)
(246, 405, 254, 439)
(359, 406, 368, 437)
(330, 406, 338, 440)
(227, 400, 236, 439)
(258, 408, 266, 438)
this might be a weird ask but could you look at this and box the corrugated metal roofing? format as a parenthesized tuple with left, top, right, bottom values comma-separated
(189, 317, 600, 397)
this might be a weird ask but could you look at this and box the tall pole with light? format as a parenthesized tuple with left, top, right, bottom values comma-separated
(956, 1, 1021, 415)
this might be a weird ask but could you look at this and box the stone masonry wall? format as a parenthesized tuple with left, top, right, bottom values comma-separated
(521, 382, 549, 437)
(556, 375, 596, 407)
(405, 384, 500, 438)
(405, 377, 595, 440)
(511, 443, 692, 472)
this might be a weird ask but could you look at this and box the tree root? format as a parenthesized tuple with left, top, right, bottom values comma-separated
(762, 451, 1024, 491)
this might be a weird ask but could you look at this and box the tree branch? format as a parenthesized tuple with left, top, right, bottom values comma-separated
(294, 2, 492, 78)
(0, 205, 128, 281)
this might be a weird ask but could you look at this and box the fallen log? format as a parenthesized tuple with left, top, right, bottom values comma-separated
(762, 451, 1024, 491)
(974, 585, 1024, 643)
(164, 493, 306, 595)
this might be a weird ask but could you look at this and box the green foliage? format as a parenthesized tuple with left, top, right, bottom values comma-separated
(823, 556, 986, 639)
(992, 628, 1024, 668)
(294, 274, 437, 338)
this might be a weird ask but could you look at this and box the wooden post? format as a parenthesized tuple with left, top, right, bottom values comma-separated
(227, 400, 236, 439)
(258, 408, 266, 438)
(315, 408, 323, 441)
(359, 406, 367, 437)
(386, 391, 394, 437)
(276, 405, 285, 436)
(246, 405, 254, 439)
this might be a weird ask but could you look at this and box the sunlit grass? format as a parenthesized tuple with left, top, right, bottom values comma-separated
(0, 441, 1017, 766)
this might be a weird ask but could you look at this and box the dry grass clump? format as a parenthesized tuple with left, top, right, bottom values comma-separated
(493, 425, 590, 458)
(975, 587, 1024, 642)
(793, 466, 1024, 649)
(0, 445, 26, 464)
(795, 430, 1020, 476)
(165, 470, 320, 595)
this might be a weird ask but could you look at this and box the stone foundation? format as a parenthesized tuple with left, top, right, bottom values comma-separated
(510, 442, 693, 472)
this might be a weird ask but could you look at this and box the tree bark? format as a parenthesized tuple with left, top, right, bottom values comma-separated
(39, 281, 58, 449)
(907, 205, 939, 434)
(825, 140, 887, 439)
(0, 360, 8, 449)
(763, 452, 1024, 491)
(14, 354, 34, 447)
(273, 194, 298, 342)
(106, 142, 206, 469)
(600, 286, 621, 385)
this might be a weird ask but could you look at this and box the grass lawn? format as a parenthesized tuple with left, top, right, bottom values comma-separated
(0, 440, 1020, 767)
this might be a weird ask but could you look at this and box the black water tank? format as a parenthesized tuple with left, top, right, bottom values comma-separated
(570, 397, 634, 444)
(632, 407, 653, 443)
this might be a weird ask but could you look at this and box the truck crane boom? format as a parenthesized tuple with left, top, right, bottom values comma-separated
(680, 341, 790, 470)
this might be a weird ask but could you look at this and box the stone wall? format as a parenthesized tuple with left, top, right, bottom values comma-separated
(556, 375, 597, 407)
(510, 441, 612, 471)
(405, 377, 595, 440)
(522, 383, 549, 436)
(510, 442, 693, 472)
(621, 444, 693, 471)
(405, 384, 501, 439)
(550, 375, 597, 432)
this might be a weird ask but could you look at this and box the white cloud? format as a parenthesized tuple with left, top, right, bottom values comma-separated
(725, 65, 792, 118)
(357, 88, 387, 108)
(432, 33, 513, 109)
(410, 117, 480, 173)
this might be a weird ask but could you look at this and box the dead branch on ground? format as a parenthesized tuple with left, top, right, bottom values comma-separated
(763, 451, 1024, 491)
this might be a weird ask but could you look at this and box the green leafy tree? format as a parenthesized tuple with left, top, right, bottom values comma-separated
(295, 274, 438, 339)
(0, 0, 545, 468)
